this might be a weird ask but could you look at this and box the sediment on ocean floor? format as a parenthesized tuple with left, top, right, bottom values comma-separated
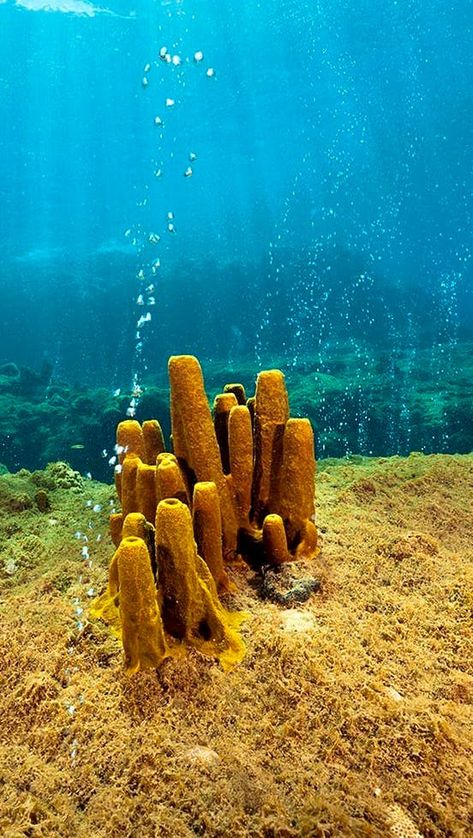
(0, 452, 472, 836)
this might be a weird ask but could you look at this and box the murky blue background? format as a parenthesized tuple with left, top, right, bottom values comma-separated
(0, 0, 472, 470)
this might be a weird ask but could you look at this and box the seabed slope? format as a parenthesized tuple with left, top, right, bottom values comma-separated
(0, 453, 472, 837)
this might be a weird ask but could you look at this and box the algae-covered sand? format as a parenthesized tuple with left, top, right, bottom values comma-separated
(0, 454, 472, 837)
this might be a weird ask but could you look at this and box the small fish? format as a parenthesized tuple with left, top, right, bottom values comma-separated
(136, 294, 145, 305)
(167, 211, 174, 220)
(142, 76, 149, 87)
(167, 222, 176, 234)
(194, 50, 204, 62)
(144, 63, 151, 73)
(159, 46, 168, 59)
(154, 168, 163, 178)
(189, 151, 197, 162)
(172, 55, 181, 66)
(154, 115, 163, 126)
(206, 67, 215, 78)
(113, 388, 121, 397)
(165, 98, 175, 107)
(148, 232, 160, 244)
(184, 166, 193, 178)
(70, 444, 85, 450)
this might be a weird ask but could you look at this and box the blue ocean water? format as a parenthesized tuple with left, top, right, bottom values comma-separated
(0, 0, 472, 472)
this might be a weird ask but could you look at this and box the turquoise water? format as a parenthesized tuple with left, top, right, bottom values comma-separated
(0, 0, 472, 472)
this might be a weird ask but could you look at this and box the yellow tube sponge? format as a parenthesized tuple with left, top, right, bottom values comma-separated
(91, 512, 158, 648)
(156, 453, 190, 506)
(116, 419, 146, 462)
(246, 395, 256, 426)
(117, 537, 168, 674)
(277, 418, 317, 555)
(114, 420, 145, 501)
(120, 454, 140, 520)
(223, 382, 246, 405)
(262, 513, 290, 565)
(110, 512, 123, 548)
(142, 419, 165, 464)
(136, 461, 157, 524)
(213, 392, 238, 474)
(122, 511, 156, 573)
(155, 498, 246, 670)
(168, 355, 238, 555)
(228, 405, 253, 527)
(295, 520, 318, 561)
(252, 370, 289, 524)
(192, 481, 230, 592)
(91, 513, 150, 634)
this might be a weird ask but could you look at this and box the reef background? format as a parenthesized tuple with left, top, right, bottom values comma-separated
(1, 0, 473, 480)
(1, 346, 472, 481)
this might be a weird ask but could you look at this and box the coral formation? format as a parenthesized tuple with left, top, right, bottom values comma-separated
(1, 342, 473, 482)
(92, 354, 318, 673)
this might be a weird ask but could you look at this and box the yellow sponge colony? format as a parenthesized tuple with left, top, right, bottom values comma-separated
(91, 354, 318, 674)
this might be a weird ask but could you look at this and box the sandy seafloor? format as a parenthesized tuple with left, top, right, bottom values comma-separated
(0, 453, 471, 838)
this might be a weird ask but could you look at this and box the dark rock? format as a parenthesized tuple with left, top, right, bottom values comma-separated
(35, 489, 50, 512)
(0, 363, 20, 378)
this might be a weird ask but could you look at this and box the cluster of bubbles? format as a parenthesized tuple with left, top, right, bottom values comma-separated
(254, 2, 470, 459)
(123, 39, 216, 419)
(65, 484, 114, 764)
(433, 270, 460, 451)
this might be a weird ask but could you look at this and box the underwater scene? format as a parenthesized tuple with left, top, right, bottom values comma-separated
(0, 1, 472, 836)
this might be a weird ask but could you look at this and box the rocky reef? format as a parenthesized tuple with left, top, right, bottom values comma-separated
(1, 340, 472, 482)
